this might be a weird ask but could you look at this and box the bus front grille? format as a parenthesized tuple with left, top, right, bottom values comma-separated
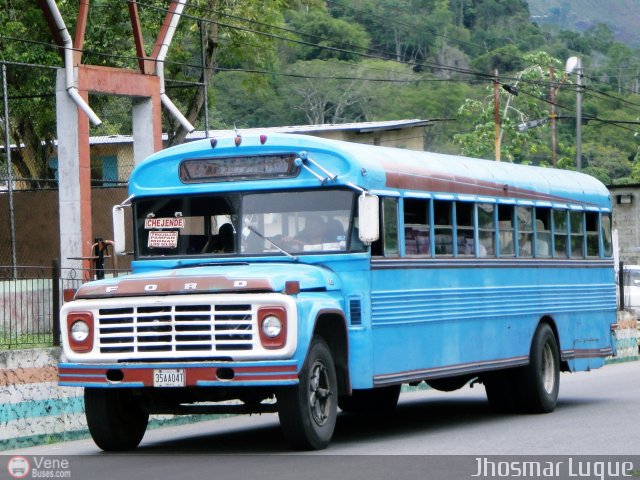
(96, 303, 254, 354)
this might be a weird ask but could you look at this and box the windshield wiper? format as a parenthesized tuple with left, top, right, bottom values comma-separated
(174, 261, 250, 269)
(246, 226, 298, 261)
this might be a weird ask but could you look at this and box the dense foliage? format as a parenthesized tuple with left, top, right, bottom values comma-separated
(2, 0, 640, 184)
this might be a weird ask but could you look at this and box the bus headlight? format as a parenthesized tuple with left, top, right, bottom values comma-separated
(258, 306, 287, 349)
(67, 312, 94, 353)
(262, 315, 283, 338)
(71, 321, 90, 342)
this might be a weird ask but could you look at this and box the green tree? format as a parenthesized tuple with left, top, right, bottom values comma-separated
(455, 52, 566, 164)
(284, 7, 370, 62)
(162, 0, 292, 145)
(0, 3, 64, 186)
(607, 42, 634, 94)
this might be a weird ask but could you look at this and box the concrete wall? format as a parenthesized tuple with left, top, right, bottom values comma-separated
(0, 348, 219, 451)
(311, 126, 426, 151)
(610, 184, 640, 265)
(613, 311, 639, 362)
(0, 348, 86, 450)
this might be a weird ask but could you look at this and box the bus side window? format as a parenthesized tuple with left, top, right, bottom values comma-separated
(535, 208, 552, 258)
(477, 203, 495, 257)
(517, 206, 533, 258)
(403, 198, 430, 256)
(434, 200, 453, 256)
(456, 202, 475, 256)
(372, 197, 399, 257)
(497, 205, 515, 257)
(553, 210, 568, 258)
(601, 213, 613, 257)
(570, 211, 585, 258)
(585, 212, 599, 258)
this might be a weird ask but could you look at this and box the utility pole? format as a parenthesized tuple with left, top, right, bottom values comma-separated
(550, 65, 557, 167)
(493, 69, 501, 161)
(566, 56, 582, 171)
(576, 62, 582, 171)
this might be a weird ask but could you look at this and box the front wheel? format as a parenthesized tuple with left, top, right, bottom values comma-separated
(277, 337, 338, 450)
(84, 388, 149, 451)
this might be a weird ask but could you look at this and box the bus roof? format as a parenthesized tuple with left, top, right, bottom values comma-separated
(129, 133, 611, 210)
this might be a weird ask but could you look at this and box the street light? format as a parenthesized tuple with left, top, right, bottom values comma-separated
(565, 56, 582, 170)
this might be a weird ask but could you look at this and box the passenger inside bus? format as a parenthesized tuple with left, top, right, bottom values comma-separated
(202, 223, 235, 253)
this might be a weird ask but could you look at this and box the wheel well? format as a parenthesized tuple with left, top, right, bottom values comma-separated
(538, 315, 568, 371)
(313, 313, 350, 396)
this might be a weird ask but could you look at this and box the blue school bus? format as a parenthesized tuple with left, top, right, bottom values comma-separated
(58, 133, 616, 450)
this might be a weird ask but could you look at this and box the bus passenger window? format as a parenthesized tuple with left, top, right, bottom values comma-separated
(570, 211, 585, 258)
(601, 214, 613, 257)
(553, 210, 568, 258)
(434, 200, 453, 256)
(497, 205, 515, 257)
(477, 204, 494, 257)
(534, 208, 551, 258)
(585, 212, 599, 258)
(517, 207, 533, 257)
(403, 198, 430, 256)
(456, 202, 475, 257)
(382, 198, 399, 257)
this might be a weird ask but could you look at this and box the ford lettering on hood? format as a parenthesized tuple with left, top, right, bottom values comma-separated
(73, 263, 341, 299)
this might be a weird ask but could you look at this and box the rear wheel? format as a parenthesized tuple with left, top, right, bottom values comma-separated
(483, 323, 560, 414)
(84, 388, 149, 451)
(515, 323, 560, 413)
(338, 385, 401, 414)
(278, 337, 338, 450)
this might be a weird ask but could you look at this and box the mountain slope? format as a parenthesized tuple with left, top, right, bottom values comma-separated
(527, 0, 640, 46)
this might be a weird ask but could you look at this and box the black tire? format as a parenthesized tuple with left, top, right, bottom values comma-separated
(515, 323, 560, 413)
(483, 370, 519, 413)
(338, 385, 401, 414)
(277, 337, 338, 450)
(84, 388, 149, 451)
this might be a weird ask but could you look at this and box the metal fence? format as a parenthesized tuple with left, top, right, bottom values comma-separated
(0, 261, 128, 349)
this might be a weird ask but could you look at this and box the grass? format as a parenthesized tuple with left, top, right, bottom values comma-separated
(0, 332, 54, 350)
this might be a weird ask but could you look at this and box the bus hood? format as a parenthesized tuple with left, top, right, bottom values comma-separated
(73, 263, 341, 299)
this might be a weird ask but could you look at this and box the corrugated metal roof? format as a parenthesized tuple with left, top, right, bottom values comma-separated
(84, 119, 431, 145)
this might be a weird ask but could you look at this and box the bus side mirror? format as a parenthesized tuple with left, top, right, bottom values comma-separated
(112, 206, 126, 255)
(358, 193, 379, 245)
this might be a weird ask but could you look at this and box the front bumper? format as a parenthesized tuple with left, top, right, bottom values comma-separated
(59, 360, 299, 388)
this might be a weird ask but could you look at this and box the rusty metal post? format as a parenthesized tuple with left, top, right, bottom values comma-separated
(2, 62, 18, 278)
(493, 69, 501, 162)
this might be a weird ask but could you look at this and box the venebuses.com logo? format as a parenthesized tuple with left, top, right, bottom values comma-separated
(7, 456, 30, 479)
(6, 456, 71, 479)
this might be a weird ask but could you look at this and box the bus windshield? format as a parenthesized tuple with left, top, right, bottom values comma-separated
(134, 189, 362, 258)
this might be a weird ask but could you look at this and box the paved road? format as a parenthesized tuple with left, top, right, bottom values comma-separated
(3, 361, 639, 479)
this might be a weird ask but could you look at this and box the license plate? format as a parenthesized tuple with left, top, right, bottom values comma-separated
(153, 369, 185, 387)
